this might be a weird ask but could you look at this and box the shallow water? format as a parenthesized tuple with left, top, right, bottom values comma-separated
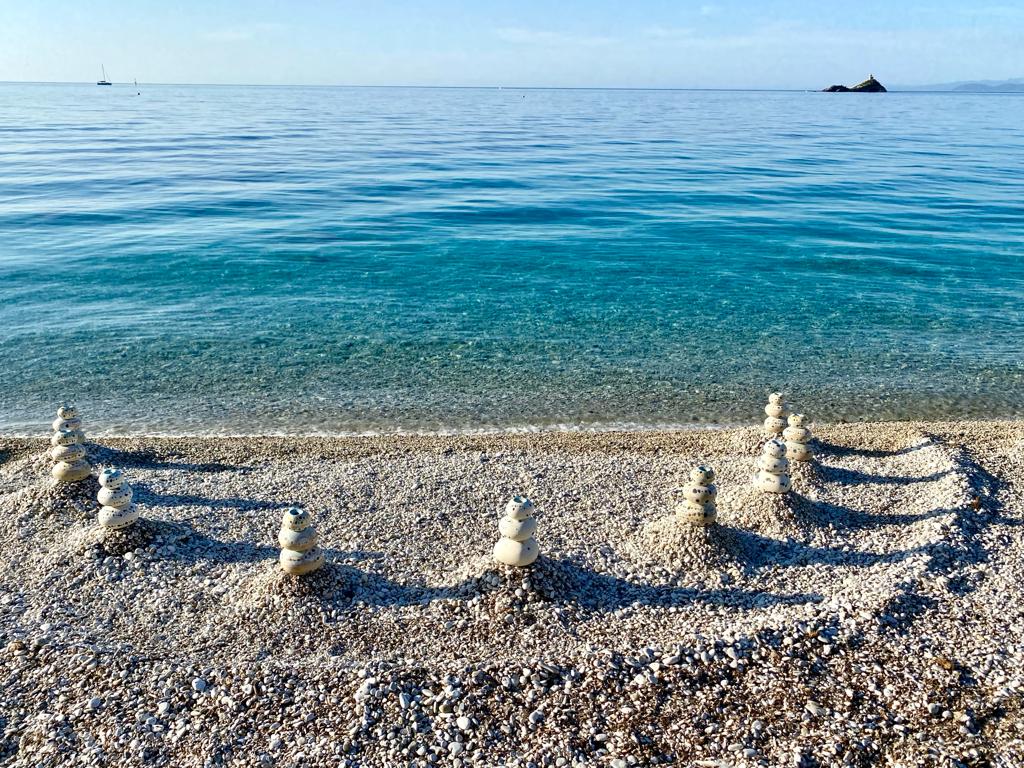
(1, 83, 1022, 434)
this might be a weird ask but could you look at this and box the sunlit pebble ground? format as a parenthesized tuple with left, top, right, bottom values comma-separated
(1, 422, 1023, 767)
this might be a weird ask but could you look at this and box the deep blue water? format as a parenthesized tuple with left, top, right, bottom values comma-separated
(1, 83, 1022, 434)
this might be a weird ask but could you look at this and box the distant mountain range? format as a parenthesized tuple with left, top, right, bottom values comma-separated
(893, 78, 1024, 93)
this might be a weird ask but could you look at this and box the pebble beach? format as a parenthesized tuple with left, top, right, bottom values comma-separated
(1, 420, 1022, 767)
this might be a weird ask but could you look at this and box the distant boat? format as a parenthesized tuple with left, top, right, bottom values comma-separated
(97, 65, 112, 86)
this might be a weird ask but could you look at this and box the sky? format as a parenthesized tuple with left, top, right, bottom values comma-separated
(2, 1, 1022, 89)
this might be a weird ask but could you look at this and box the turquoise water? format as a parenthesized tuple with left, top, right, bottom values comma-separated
(1, 83, 1023, 434)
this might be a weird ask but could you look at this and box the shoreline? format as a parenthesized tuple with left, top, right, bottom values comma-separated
(0, 419, 752, 441)
(2, 414, 1021, 441)
(2, 419, 1022, 765)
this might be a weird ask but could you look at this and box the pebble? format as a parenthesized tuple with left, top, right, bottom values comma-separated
(191, 678, 207, 693)
(805, 700, 826, 717)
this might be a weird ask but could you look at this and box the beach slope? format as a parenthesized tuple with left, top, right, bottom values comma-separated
(1, 421, 1022, 765)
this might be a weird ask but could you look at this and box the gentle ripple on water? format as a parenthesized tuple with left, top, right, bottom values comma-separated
(0, 84, 1022, 434)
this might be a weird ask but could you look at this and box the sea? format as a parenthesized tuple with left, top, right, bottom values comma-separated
(1, 83, 1022, 435)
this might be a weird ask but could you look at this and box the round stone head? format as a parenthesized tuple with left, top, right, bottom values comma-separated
(767, 392, 783, 405)
(763, 438, 787, 458)
(281, 507, 311, 531)
(99, 468, 126, 489)
(504, 496, 535, 521)
(57, 404, 77, 420)
(788, 413, 805, 427)
(690, 465, 715, 485)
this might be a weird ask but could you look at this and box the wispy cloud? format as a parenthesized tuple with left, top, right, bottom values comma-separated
(495, 27, 615, 47)
(203, 23, 284, 43)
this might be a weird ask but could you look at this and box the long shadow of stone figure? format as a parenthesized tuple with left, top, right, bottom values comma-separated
(91, 445, 249, 474)
(96, 517, 280, 566)
(720, 524, 934, 570)
(787, 491, 957, 529)
(814, 438, 934, 460)
(132, 482, 294, 512)
(176, 529, 280, 565)
(522, 556, 824, 612)
(309, 551, 822, 613)
(815, 464, 952, 487)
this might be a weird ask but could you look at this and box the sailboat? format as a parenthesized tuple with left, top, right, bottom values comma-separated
(97, 65, 112, 86)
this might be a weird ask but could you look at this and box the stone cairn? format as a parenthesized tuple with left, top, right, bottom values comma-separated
(97, 468, 139, 530)
(676, 465, 718, 526)
(783, 413, 814, 462)
(493, 496, 539, 567)
(50, 404, 91, 483)
(278, 508, 325, 576)
(754, 438, 792, 494)
(763, 392, 790, 436)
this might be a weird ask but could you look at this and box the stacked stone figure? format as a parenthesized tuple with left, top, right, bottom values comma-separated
(493, 496, 540, 567)
(783, 413, 814, 462)
(763, 393, 790, 436)
(676, 465, 718, 526)
(97, 468, 140, 529)
(278, 508, 325, 576)
(52, 404, 85, 442)
(754, 438, 792, 493)
(49, 405, 91, 483)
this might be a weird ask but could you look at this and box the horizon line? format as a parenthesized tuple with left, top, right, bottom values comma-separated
(0, 79, 818, 91)
(2, 79, 1021, 93)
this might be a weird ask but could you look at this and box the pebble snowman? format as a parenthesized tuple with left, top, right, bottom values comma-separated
(49, 404, 91, 483)
(97, 468, 140, 529)
(763, 393, 790, 436)
(676, 466, 718, 525)
(493, 496, 540, 567)
(783, 413, 814, 462)
(754, 438, 792, 493)
(278, 508, 325, 576)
